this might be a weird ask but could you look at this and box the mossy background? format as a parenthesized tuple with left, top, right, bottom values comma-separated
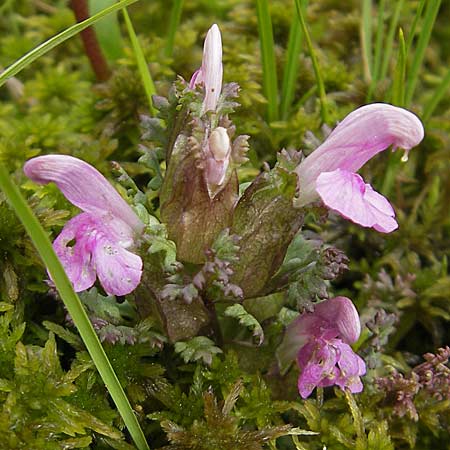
(0, 0, 449, 449)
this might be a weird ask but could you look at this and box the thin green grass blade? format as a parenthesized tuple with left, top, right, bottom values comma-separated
(294, 0, 329, 123)
(367, 0, 386, 101)
(405, 0, 426, 52)
(383, 27, 407, 197)
(390, 28, 406, 107)
(379, 0, 404, 81)
(164, 0, 184, 58)
(89, 0, 124, 60)
(383, 29, 407, 197)
(123, 8, 157, 115)
(360, 0, 373, 82)
(405, 0, 441, 106)
(422, 68, 450, 123)
(0, 166, 150, 450)
(0, 0, 138, 88)
(280, 1, 307, 120)
(256, 0, 279, 122)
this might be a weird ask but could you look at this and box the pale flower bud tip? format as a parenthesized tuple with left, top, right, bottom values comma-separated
(209, 127, 230, 161)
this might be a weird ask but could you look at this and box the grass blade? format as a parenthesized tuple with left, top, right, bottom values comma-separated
(280, 1, 307, 120)
(390, 28, 406, 107)
(422, 68, 450, 123)
(0, 0, 138, 88)
(383, 29, 407, 196)
(294, 0, 329, 123)
(367, 0, 386, 101)
(360, 0, 373, 82)
(123, 8, 157, 115)
(256, 0, 279, 122)
(405, 0, 426, 52)
(0, 165, 150, 450)
(405, 0, 441, 106)
(165, 0, 184, 58)
(379, 0, 404, 81)
(89, 0, 124, 60)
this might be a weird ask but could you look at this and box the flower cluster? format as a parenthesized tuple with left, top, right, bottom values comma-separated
(23, 23, 425, 401)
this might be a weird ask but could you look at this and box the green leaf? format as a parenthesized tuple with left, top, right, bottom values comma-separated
(231, 160, 304, 297)
(43, 321, 84, 350)
(243, 292, 285, 323)
(225, 304, 264, 345)
(89, 0, 124, 60)
(174, 336, 222, 366)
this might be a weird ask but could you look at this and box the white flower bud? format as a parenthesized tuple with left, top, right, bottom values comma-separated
(208, 127, 230, 161)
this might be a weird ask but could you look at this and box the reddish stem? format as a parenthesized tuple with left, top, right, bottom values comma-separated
(70, 0, 110, 82)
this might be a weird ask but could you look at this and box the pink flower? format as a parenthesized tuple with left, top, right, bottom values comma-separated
(295, 103, 424, 232)
(189, 23, 223, 114)
(189, 24, 232, 194)
(277, 297, 366, 399)
(24, 155, 144, 296)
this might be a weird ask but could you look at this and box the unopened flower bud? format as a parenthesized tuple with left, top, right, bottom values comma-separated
(209, 127, 230, 161)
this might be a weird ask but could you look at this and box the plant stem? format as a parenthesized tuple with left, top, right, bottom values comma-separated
(0, 166, 150, 450)
(70, 0, 111, 81)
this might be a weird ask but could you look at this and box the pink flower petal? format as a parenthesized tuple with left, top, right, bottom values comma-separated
(296, 103, 424, 205)
(297, 339, 338, 398)
(53, 213, 142, 296)
(316, 169, 398, 233)
(202, 24, 222, 112)
(277, 297, 362, 372)
(93, 233, 143, 296)
(333, 340, 366, 378)
(189, 68, 203, 89)
(313, 296, 361, 344)
(53, 214, 98, 292)
(190, 24, 223, 113)
(297, 363, 324, 399)
(24, 155, 143, 234)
